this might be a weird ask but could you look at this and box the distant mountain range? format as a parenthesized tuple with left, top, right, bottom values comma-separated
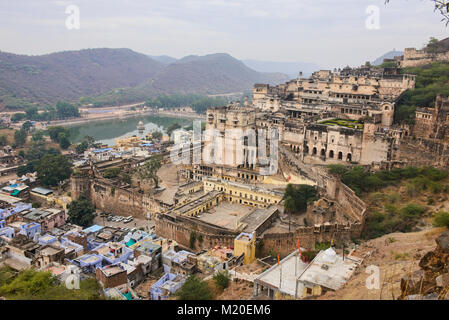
(0, 49, 290, 110)
(372, 50, 403, 66)
(242, 59, 321, 78)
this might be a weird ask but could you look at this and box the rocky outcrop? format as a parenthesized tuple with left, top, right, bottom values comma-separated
(400, 231, 449, 300)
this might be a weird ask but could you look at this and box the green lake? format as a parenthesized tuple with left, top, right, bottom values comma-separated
(68, 115, 196, 146)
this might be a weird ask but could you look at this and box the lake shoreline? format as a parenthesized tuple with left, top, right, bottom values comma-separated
(45, 110, 205, 128)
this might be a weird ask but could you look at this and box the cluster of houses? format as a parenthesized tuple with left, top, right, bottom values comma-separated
(0, 188, 255, 300)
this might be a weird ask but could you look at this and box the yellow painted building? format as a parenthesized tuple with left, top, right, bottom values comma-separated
(234, 232, 256, 264)
(203, 177, 283, 208)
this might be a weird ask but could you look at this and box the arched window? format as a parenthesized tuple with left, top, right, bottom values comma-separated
(329, 150, 334, 158)
(338, 152, 343, 160)
(347, 153, 352, 162)
(312, 147, 317, 155)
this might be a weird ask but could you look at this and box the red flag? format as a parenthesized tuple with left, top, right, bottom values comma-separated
(297, 238, 301, 254)
(277, 254, 280, 266)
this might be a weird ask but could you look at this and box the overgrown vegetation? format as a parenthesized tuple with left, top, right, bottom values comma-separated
(10, 102, 80, 123)
(145, 93, 228, 114)
(16, 147, 61, 176)
(395, 62, 449, 124)
(35, 154, 73, 187)
(364, 203, 427, 239)
(135, 154, 163, 188)
(283, 184, 318, 214)
(328, 165, 449, 239)
(213, 271, 231, 290)
(103, 167, 121, 179)
(176, 275, 212, 300)
(328, 165, 449, 196)
(433, 211, 449, 228)
(189, 231, 197, 249)
(75, 135, 96, 154)
(47, 126, 72, 149)
(0, 267, 104, 300)
(67, 192, 96, 227)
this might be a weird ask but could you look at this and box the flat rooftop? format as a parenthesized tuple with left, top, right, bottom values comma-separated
(40, 246, 62, 256)
(101, 265, 125, 276)
(197, 202, 253, 231)
(256, 250, 309, 297)
(298, 248, 360, 291)
(241, 206, 278, 233)
(174, 190, 221, 215)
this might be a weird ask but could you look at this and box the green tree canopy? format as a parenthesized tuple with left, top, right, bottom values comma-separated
(10, 113, 26, 122)
(176, 276, 212, 300)
(151, 131, 163, 140)
(103, 167, 121, 179)
(58, 133, 71, 149)
(47, 126, 70, 143)
(136, 154, 163, 188)
(0, 134, 8, 146)
(14, 129, 27, 146)
(213, 271, 231, 290)
(0, 267, 104, 300)
(35, 154, 73, 187)
(67, 192, 96, 227)
(283, 184, 317, 214)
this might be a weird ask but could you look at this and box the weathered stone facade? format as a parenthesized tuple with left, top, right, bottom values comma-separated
(400, 47, 449, 68)
(70, 174, 159, 218)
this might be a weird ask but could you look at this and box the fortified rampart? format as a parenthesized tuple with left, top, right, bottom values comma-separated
(400, 48, 449, 68)
(398, 137, 449, 168)
(155, 158, 367, 256)
(70, 175, 159, 217)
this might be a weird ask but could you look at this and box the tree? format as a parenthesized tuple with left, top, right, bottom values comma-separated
(75, 136, 95, 154)
(427, 37, 440, 53)
(24, 106, 39, 120)
(0, 134, 8, 146)
(67, 192, 96, 227)
(56, 101, 80, 119)
(35, 154, 73, 187)
(176, 276, 212, 300)
(284, 195, 296, 231)
(433, 211, 449, 228)
(136, 154, 162, 188)
(10, 113, 26, 122)
(386, 1, 449, 25)
(167, 123, 181, 136)
(58, 133, 71, 149)
(151, 131, 163, 140)
(21, 121, 33, 133)
(213, 271, 230, 290)
(0, 267, 104, 300)
(47, 126, 69, 143)
(327, 164, 349, 177)
(31, 130, 45, 143)
(283, 184, 318, 214)
(103, 167, 121, 179)
(14, 129, 27, 146)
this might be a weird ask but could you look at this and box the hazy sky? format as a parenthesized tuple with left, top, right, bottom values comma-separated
(0, 0, 448, 68)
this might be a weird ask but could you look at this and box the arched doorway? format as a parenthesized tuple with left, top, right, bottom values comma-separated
(347, 153, 352, 162)
(329, 150, 334, 158)
(338, 152, 343, 160)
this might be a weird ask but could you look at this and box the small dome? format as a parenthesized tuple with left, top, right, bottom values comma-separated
(322, 247, 337, 264)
